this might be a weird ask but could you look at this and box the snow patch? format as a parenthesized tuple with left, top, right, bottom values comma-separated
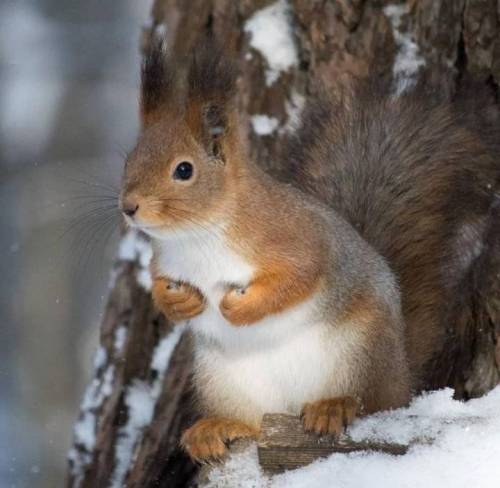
(205, 445, 269, 488)
(206, 386, 500, 488)
(151, 327, 184, 375)
(92, 346, 107, 371)
(384, 4, 425, 92)
(154, 22, 168, 40)
(114, 325, 128, 354)
(119, 229, 153, 290)
(76, 365, 115, 448)
(282, 90, 305, 134)
(250, 91, 305, 137)
(110, 326, 183, 488)
(69, 348, 115, 487)
(251, 115, 280, 136)
(244, 0, 298, 86)
(109, 382, 155, 488)
(119, 229, 152, 267)
(72, 411, 97, 454)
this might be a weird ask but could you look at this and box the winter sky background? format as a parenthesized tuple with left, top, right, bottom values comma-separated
(0, 1, 151, 486)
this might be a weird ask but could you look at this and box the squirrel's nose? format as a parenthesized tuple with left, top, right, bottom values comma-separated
(121, 200, 139, 217)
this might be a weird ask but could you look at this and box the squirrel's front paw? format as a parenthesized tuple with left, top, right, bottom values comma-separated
(180, 417, 257, 463)
(219, 286, 267, 326)
(152, 277, 205, 321)
(301, 396, 360, 437)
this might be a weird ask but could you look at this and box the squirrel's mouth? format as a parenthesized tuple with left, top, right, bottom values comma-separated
(124, 216, 187, 240)
(126, 221, 168, 241)
(124, 216, 161, 231)
(122, 212, 158, 229)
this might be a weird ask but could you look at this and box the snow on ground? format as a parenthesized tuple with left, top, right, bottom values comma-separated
(205, 386, 500, 488)
(244, 0, 298, 86)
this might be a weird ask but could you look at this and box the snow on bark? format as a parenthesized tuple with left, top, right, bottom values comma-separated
(244, 0, 298, 86)
(251, 115, 280, 135)
(119, 229, 153, 290)
(282, 90, 305, 134)
(109, 325, 183, 488)
(113, 325, 128, 354)
(384, 4, 425, 93)
(250, 90, 304, 137)
(68, 348, 115, 487)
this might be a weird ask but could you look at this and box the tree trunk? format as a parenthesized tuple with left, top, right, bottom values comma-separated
(68, 1, 500, 486)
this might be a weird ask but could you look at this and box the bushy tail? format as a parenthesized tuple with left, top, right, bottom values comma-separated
(286, 78, 500, 395)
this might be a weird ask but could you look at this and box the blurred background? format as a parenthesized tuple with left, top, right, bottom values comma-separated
(0, 0, 151, 486)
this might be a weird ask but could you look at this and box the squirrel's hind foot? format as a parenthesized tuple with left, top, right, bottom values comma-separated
(301, 396, 360, 437)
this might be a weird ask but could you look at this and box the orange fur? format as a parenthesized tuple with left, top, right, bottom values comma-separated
(180, 417, 258, 462)
(301, 397, 360, 436)
(337, 289, 385, 326)
(122, 42, 415, 463)
(152, 277, 205, 322)
(220, 262, 321, 326)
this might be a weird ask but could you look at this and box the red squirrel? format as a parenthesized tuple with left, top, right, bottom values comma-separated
(119, 38, 499, 462)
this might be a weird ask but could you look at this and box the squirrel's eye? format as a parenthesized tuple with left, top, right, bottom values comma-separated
(173, 161, 193, 181)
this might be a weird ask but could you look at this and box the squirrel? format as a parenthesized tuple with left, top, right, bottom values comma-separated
(119, 38, 500, 462)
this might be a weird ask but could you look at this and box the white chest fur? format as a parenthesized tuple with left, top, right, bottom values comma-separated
(154, 225, 253, 308)
(154, 225, 362, 425)
(194, 315, 362, 425)
(154, 224, 258, 340)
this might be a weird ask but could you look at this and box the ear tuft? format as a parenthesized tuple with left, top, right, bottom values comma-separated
(141, 31, 175, 116)
(187, 39, 237, 107)
(186, 38, 238, 160)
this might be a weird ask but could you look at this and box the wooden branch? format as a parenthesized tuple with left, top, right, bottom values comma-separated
(196, 411, 486, 484)
(257, 414, 407, 474)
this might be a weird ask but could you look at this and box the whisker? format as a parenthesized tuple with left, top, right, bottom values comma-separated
(69, 199, 118, 215)
(100, 219, 121, 255)
(56, 194, 119, 203)
(58, 205, 119, 242)
(63, 175, 120, 196)
(54, 198, 118, 216)
(69, 209, 118, 263)
(115, 143, 131, 161)
(56, 209, 119, 278)
(64, 211, 118, 258)
(76, 213, 120, 272)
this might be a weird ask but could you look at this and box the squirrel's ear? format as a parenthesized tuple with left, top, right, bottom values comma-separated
(186, 39, 238, 161)
(140, 33, 176, 123)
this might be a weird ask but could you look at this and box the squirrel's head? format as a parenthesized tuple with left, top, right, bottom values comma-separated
(120, 36, 243, 239)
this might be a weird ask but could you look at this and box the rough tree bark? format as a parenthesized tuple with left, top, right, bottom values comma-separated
(68, 1, 500, 487)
